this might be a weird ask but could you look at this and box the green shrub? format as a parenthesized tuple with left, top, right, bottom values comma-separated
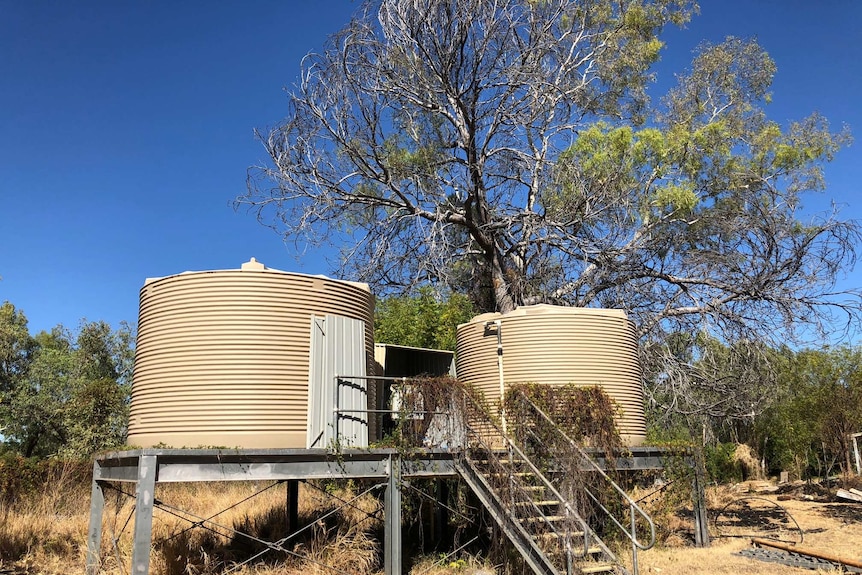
(703, 443, 742, 483)
(0, 453, 91, 507)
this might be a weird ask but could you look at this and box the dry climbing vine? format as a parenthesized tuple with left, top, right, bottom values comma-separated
(505, 383, 624, 456)
(385, 376, 490, 450)
(502, 384, 655, 546)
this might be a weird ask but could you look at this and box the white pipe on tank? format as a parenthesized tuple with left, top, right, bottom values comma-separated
(486, 320, 506, 436)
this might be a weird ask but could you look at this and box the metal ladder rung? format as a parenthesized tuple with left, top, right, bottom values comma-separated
(485, 471, 534, 478)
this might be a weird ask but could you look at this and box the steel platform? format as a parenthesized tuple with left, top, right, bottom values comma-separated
(85, 446, 706, 575)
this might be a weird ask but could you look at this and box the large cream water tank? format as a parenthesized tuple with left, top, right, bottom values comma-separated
(455, 305, 646, 446)
(127, 259, 375, 449)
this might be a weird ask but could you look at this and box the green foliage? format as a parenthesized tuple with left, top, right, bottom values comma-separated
(0, 301, 135, 458)
(644, 421, 694, 447)
(703, 442, 742, 484)
(646, 341, 862, 481)
(755, 346, 862, 478)
(374, 288, 474, 351)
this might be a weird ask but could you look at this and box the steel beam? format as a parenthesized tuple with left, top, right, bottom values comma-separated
(93, 448, 457, 483)
(587, 447, 671, 471)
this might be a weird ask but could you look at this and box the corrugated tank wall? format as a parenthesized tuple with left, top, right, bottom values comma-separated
(127, 258, 375, 449)
(455, 304, 646, 446)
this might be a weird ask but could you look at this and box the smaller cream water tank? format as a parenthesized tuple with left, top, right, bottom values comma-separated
(455, 305, 646, 446)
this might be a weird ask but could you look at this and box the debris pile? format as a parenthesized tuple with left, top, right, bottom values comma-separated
(739, 538, 862, 573)
(837, 488, 862, 503)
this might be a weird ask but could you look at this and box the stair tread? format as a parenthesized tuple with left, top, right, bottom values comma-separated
(579, 563, 616, 574)
(513, 499, 560, 506)
(535, 531, 586, 542)
(573, 546, 604, 557)
(520, 514, 569, 523)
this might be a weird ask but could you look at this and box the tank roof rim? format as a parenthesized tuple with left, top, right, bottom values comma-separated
(457, 304, 629, 328)
(142, 264, 370, 292)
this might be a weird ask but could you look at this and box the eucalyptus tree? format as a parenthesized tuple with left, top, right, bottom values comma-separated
(0, 302, 32, 397)
(241, 0, 860, 421)
(0, 304, 134, 458)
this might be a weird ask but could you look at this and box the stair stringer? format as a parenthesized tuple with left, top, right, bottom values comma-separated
(454, 458, 561, 575)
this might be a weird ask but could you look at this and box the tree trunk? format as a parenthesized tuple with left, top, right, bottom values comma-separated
(490, 254, 516, 314)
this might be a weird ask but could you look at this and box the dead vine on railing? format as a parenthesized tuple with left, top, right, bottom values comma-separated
(384, 376, 492, 449)
(503, 384, 656, 547)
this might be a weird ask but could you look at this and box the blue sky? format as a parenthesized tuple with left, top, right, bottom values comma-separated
(1, 1, 860, 338)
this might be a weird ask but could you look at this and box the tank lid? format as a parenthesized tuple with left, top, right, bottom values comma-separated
(460, 304, 628, 327)
(241, 257, 266, 271)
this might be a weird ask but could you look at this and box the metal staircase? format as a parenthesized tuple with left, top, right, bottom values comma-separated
(453, 388, 656, 575)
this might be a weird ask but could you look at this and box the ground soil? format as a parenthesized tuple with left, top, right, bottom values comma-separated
(635, 482, 862, 575)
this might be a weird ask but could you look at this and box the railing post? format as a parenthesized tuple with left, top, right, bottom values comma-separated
(631, 505, 639, 575)
(332, 374, 340, 448)
(286, 480, 299, 533)
(852, 432, 861, 475)
(692, 449, 710, 547)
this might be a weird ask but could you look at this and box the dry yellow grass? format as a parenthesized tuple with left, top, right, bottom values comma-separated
(2, 471, 861, 575)
(1, 477, 387, 575)
(409, 555, 495, 575)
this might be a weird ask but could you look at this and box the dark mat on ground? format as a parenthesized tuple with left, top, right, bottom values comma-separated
(737, 547, 862, 573)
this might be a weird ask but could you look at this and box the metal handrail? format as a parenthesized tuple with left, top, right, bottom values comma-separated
(508, 390, 657, 555)
(457, 388, 622, 574)
(465, 412, 584, 538)
(326, 376, 650, 574)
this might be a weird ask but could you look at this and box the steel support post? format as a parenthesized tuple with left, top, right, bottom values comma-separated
(131, 454, 158, 574)
(286, 479, 299, 533)
(691, 453, 710, 547)
(434, 479, 449, 549)
(384, 454, 402, 575)
(85, 461, 106, 575)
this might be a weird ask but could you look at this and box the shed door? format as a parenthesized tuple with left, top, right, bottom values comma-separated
(307, 314, 368, 448)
